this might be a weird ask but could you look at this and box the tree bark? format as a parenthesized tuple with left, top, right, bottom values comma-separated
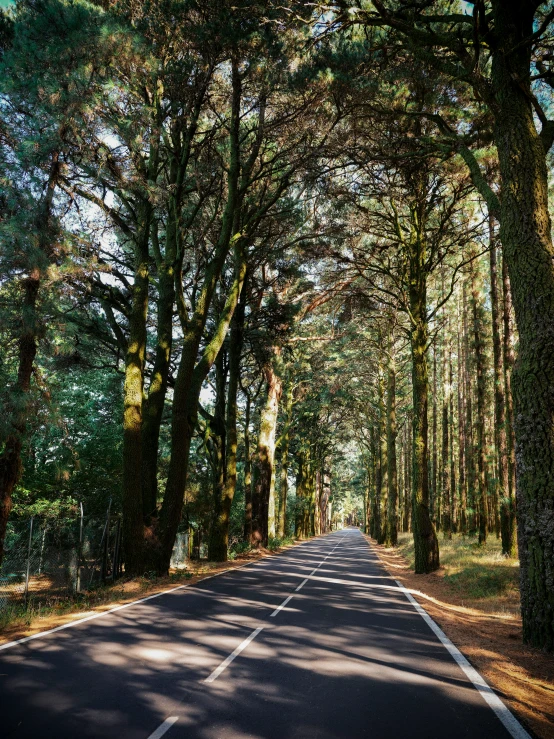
(277, 381, 292, 538)
(386, 341, 398, 546)
(251, 349, 282, 547)
(409, 220, 439, 573)
(470, 256, 489, 545)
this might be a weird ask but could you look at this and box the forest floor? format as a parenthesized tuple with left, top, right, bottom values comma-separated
(0, 537, 304, 647)
(368, 531, 554, 739)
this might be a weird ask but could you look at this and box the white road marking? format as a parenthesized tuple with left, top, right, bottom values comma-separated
(147, 716, 179, 739)
(395, 580, 530, 739)
(270, 595, 293, 617)
(295, 578, 309, 592)
(0, 559, 261, 653)
(204, 626, 265, 683)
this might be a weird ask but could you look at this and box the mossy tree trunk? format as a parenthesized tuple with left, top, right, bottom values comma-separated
(489, 223, 514, 554)
(277, 380, 292, 538)
(470, 255, 489, 546)
(409, 218, 439, 573)
(243, 393, 253, 541)
(251, 348, 282, 547)
(386, 337, 398, 546)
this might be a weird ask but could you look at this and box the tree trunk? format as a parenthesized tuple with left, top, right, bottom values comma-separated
(208, 293, 246, 561)
(376, 365, 386, 543)
(457, 305, 467, 535)
(141, 223, 177, 522)
(277, 382, 292, 538)
(449, 339, 457, 533)
(386, 341, 398, 546)
(431, 344, 438, 525)
(243, 394, 253, 541)
(442, 330, 451, 539)
(489, 222, 513, 553)
(470, 256, 489, 545)
(463, 279, 476, 534)
(487, 0, 554, 649)
(410, 279, 439, 571)
(251, 349, 282, 547)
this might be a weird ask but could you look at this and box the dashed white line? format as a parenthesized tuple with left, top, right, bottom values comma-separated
(147, 716, 178, 739)
(204, 625, 265, 684)
(295, 578, 309, 592)
(271, 594, 293, 617)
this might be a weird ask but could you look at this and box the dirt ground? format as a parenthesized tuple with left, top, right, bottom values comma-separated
(365, 534, 554, 739)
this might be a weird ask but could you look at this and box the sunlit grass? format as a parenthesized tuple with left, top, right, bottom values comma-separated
(397, 531, 520, 601)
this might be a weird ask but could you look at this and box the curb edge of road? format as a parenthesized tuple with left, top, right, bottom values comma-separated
(362, 534, 532, 739)
(0, 531, 333, 653)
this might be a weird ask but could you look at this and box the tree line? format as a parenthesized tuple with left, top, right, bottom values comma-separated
(1, 0, 553, 653)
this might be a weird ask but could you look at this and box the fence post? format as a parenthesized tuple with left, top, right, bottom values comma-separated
(76, 502, 84, 593)
(24, 516, 34, 608)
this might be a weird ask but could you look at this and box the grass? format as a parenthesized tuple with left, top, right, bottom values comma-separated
(397, 531, 520, 601)
(268, 535, 296, 551)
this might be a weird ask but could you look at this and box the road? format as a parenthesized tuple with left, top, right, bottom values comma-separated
(0, 528, 528, 739)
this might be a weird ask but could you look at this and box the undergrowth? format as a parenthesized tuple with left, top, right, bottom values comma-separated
(396, 532, 520, 600)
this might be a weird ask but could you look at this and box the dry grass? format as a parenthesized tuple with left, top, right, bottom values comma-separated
(367, 532, 554, 739)
(397, 531, 521, 614)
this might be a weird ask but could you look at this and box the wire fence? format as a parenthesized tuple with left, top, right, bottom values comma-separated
(0, 503, 122, 611)
(0, 504, 195, 612)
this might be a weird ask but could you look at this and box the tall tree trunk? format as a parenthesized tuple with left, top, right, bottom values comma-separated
(489, 1, 554, 649)
(243, 394, 252, 541)
(449, 340, 457, 533)
(122, 217, 151, 574)
(370, 424, 378, 538)
(209, 292, 246, 561)
(501, 254, 517, 556)
(141, 222, 177, 522)
(431, 344, 438, 525)
(442, 330, 451, 539)
(489, 222, 513, 553)
(457, 303, 467, 534)
(153, 60, 244, 574)
(386, 340, 398, 546)
(409, 257, 439, 573)
(463, 279, 476, 534)
(251, 349, 282, 547)
(375, 370, 385, 543)
(208, 347, 228, 560)
(470, 256, 489, 545)
(277, 381, 292, 538)
(294, 450, 305, 538)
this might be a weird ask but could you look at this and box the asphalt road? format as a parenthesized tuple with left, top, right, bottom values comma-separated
(0, 528, 526, 739)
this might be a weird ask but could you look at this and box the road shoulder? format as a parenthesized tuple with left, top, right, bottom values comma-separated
(364, 534, 554, 739)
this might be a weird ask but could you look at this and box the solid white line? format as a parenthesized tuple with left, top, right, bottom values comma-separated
(0, 583, 191, 653)
(147, 716, 179, 739)
(0, 540, 317, 653)
(395, 580, 530, 739)
(204, 626, 264, 684)
(270, 594, 293, 617)
(295, 578, 309, 592)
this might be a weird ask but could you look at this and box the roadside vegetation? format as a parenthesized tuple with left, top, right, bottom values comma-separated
(397, 533, 520, 611)
(1, 0, 554, 656)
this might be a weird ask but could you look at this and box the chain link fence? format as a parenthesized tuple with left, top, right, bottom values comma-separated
(0, 506, 194, 612)
(0, 503, 121, 611)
